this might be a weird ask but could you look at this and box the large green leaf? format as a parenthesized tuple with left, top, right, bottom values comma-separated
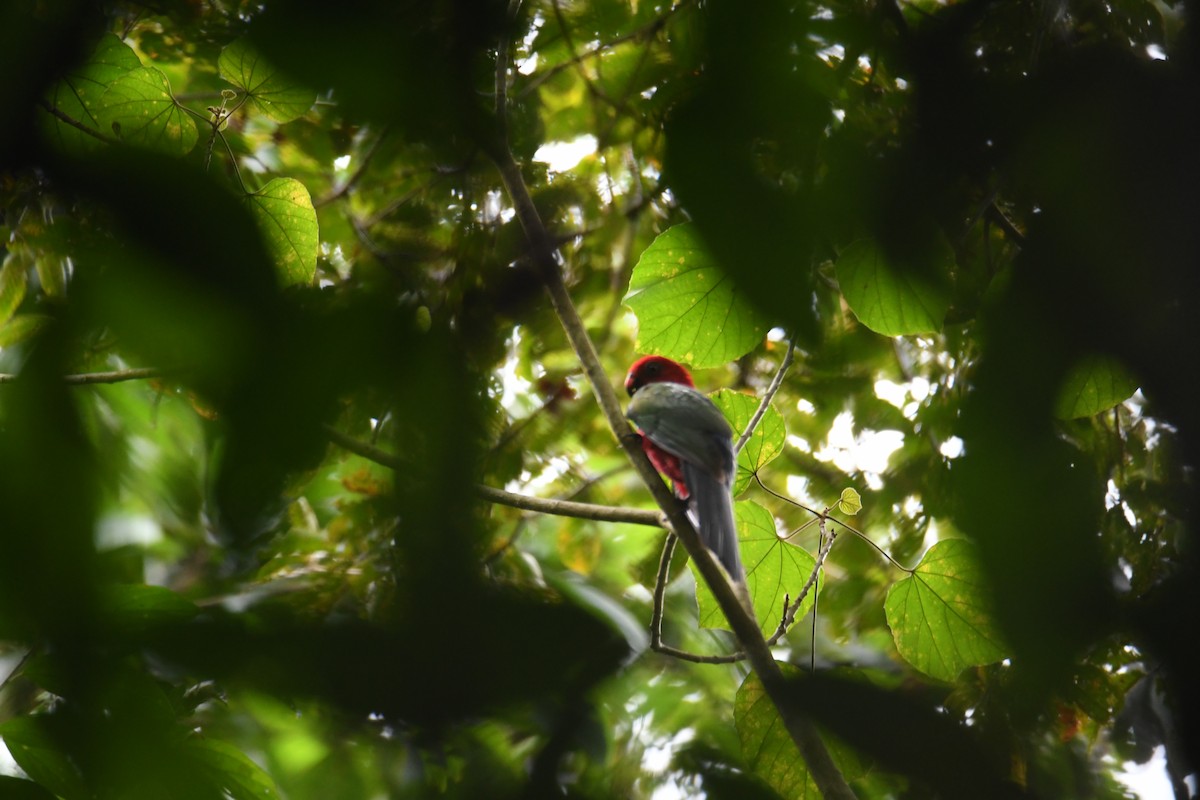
(98, 66, 198, 155)
(695, 501, 819, 636)
(835, 238, 952, 336)
(0, 717, 88, 800)
(625, 223, 766, 368)
(885, 539, 1008, 681)
(190, 738, 282, 800)
(218, 38, 316, 124)
(42, 33, 141, 151)
(736, 665, 867, 799)
(243, 178, 319, 286)
(710, 388, 786, 495)
(1054, 355, 1139, 418)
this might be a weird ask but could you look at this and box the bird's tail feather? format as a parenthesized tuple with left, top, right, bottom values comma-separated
(681, 462, 744, 585)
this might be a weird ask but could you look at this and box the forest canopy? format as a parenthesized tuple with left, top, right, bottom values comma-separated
(1, 0, 1198, 798)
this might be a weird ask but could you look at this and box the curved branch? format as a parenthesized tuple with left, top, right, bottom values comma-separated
(488, 23, 855, 800)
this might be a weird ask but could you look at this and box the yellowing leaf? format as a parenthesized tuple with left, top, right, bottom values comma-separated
(837, 487, 861, 516)
(243, 178, 318, 286)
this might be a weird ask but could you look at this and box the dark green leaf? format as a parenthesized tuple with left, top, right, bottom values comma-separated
(836, 238, 952, 336)
(1054, 355, 1139, 418)
(190, 738, 281, 800)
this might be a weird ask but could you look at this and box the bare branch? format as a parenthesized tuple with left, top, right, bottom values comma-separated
(476, 484, 664, 526)
(323, 424, 663, 526)
(650, 533, 677, 650)
(0, 367, 169, 385)
(734, 337, 797, 455)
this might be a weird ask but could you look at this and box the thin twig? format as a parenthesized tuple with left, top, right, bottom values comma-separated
(519, 0, 697, 98)
(476, 484, 664, 526)
(0, 367, 169, 385)
(315, 126, 390, 208)
(650, 533, 677, 650)
(987, 202, 1025, 247)
(734, 337, 797, 455)
(323, 423, 664, 526)
(36, 100, 117, 144)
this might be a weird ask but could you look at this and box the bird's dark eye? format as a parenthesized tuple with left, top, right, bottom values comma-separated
(646, 362, 659, 374)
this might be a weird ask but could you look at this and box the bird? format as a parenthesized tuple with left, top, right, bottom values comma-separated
(624, 355, 744, 584)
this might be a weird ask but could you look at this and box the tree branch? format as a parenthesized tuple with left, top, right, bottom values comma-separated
(323, 424, 664, 527)
(0, 367, 168, 385)
(489, 24, 856, 800)
(734, 337, 797, 455)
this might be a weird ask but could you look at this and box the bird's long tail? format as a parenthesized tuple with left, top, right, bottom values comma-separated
(681, 462, 744, 585)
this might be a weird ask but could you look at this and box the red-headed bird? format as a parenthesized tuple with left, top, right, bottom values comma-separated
(625, 355, 744, 584)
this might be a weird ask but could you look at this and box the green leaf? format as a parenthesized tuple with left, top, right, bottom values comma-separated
(837, 487, 861, 516)
(190, 738, 281, 800)
(0, 314, 52, 347)
(218, 38, 316, 124)
(625, 223, 766, 368)
(0, 776, 61, 800)
(0, 251, 29, 326)
(0, 718, 88, 800)
(710, 388, 786, 495)
(695, 501, 819, 636)
(885, 539, 1008, 681)
(101, 583, 198, 634)
(98, 66, 198, 155)
(736, 665, 867, 799)
(835, 238, 952, 336)
(42, 33, 141, 151)
(243, 178, 319, 286)
(1055, 355, 1139, 418)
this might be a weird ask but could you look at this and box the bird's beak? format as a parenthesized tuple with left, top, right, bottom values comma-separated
(624, 375, 637, 397)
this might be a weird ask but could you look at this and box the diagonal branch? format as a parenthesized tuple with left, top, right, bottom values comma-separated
(734, 336, 797, 455)
(488, 23, 855, 800)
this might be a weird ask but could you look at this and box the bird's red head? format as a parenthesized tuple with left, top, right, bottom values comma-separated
(625, 355, 695, 396)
